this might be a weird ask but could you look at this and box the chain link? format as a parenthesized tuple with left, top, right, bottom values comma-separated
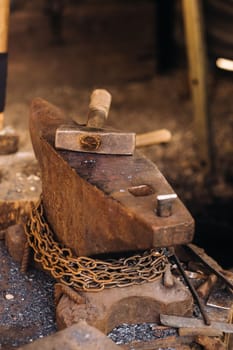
(25, 198, 168, 292)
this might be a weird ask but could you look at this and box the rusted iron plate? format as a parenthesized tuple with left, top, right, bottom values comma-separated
(30, 98, 194, 256)
(56, 277, 193, 334)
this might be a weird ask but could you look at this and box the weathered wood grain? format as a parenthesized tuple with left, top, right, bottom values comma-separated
(30, 98, 194, 256)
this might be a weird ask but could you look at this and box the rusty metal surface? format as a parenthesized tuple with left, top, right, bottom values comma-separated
(56, 277, 193, 334)
(3, 230, 232, 348)
(55, 123, 136, 155)
(29, 98, 194, 256)
(55, 89, 136, 155)
(25, 197, 168, 292)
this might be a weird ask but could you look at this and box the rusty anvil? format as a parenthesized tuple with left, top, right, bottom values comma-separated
(55, 89, 136, 155)
(30, 96, 194, 257)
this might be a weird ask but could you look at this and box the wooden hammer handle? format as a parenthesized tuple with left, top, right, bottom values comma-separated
(87, 89, 112, 128)
(136, 129, 172, 147)
(0, 0, 10, 53)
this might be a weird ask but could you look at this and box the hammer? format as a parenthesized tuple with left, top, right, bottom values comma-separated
(0, 0, 19, 154)
(55, 89, 172, 155)
(55, 89, 136, 155)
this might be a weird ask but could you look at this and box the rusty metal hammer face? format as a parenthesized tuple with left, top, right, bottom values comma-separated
(55, 89, 136, 155)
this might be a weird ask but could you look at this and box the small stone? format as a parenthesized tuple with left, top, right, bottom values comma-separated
(5, 293, 14, 300)
(27, 175, 40, 181)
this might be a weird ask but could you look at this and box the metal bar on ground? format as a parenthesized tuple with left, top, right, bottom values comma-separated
(160, 314, 233, 334)
(168, 247, 211, 326)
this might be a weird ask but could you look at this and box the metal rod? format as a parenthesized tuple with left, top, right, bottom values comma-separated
(169, 247, 211, 326)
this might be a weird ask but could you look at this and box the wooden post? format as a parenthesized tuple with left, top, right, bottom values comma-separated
(0, 0, 10, 130)
(182, 0, 213, 173)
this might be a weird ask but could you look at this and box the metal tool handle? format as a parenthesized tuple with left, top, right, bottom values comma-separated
(87, 89, 112, 128)
(169, 247, 211, 326)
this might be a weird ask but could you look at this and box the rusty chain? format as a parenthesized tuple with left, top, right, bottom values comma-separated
(25, 198, 168, 292)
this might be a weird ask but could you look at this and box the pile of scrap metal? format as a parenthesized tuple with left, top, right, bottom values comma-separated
(1, 90, 232, 349)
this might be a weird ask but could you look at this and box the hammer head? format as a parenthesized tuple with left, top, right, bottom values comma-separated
(55, 89, 136, 155)
(55, 123, 136, 155)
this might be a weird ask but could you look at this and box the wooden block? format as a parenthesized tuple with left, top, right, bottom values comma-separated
(160, 314, 233, 334)
(0, 127, 19, 155)
(30, 98, 194, 256)
(5, 224, 26, 263)
(0, 151, 41, 230)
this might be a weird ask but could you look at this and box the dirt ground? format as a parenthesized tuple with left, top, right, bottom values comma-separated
(1, 1, 233, 348)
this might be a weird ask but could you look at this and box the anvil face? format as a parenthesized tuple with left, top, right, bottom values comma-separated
(30, 98, 194, 257)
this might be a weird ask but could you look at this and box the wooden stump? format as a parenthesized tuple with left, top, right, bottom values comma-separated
(0, 151, 41, 230)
